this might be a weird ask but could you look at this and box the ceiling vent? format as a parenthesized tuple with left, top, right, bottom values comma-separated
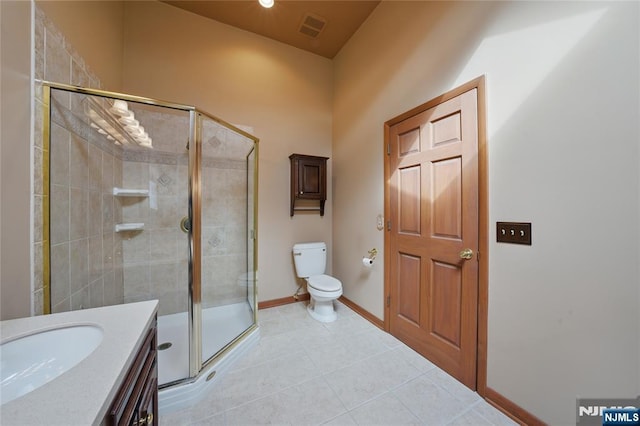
(298, 13, 327, 39)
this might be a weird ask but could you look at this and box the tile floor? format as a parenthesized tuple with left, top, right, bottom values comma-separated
(159, 301, 518, 425)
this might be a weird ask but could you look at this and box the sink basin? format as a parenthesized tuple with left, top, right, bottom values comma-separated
(0, 324, 103, 405)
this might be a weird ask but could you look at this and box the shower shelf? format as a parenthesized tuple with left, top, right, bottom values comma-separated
(113, 187, 149, 197)
(115, 223, 144, 232)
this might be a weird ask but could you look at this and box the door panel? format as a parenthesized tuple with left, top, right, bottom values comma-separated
(431, 260, 462, 347)
(399, 166, 422, 234)
(387, 88, 479, 388)
(399, 127, 421, 156)
(397, 252, 421, 325)
(432, 157, 462, 239)
(431, 111, 461, 147)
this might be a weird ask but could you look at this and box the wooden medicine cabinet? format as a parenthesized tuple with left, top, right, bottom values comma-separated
(289, 154, 328, 216)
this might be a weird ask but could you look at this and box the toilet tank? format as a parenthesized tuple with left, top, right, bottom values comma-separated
(292, 242, 327, 278)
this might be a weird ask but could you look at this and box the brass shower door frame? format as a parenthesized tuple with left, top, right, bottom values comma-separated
(39, 81, 259, 386)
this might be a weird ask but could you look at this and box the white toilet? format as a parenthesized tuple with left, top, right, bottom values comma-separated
(292, 242, 343, 323)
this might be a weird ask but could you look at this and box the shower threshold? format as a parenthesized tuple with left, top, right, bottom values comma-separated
(157, 302, 255, 386)
(157, 302, 259, 414)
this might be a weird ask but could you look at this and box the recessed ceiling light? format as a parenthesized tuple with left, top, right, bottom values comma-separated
(259, 0, 274, 8)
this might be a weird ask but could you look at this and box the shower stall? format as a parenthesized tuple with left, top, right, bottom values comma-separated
(39, 82, 258, 409)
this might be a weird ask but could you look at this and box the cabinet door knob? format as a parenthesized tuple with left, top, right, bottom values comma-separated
(299, 191, 303, 195)
(135, 413, 153, 426)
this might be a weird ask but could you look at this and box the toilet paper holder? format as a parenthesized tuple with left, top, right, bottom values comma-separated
(362, 248, 378, 267)
(367, 248, 378, 260)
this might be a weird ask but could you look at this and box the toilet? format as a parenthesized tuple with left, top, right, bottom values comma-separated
(292, 242, 343, 323)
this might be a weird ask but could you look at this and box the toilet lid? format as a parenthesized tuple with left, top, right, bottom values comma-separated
(307, 275, 342, 292)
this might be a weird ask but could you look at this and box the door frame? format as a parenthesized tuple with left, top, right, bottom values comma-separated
(383, 75, 488, 395)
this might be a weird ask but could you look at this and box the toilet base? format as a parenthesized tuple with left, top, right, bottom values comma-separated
(307, 299, 337, 323)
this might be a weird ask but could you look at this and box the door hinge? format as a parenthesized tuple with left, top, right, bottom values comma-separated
(386, 143, 391, 156)
(386, 295, 390, 307)
(386, 220, 391, 231)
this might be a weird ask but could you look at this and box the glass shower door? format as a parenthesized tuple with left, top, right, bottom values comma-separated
(110, 99, 192, 387)
(45, 86, 193, 386)
(199, 114, 257, 364)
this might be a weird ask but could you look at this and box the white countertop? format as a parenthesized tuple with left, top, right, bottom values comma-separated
(0, 300, 158, 426)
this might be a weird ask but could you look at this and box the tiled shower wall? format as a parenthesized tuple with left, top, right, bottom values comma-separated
(33, 6, 125, 315)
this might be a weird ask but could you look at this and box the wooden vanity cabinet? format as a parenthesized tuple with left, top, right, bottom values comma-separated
(289, 154, 329, 216)
(104, 318, 158, 426)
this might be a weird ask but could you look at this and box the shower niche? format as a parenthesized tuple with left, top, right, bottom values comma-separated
(39, 82, 259, 404)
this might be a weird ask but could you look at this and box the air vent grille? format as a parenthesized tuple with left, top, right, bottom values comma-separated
(298, 13, 327, 39)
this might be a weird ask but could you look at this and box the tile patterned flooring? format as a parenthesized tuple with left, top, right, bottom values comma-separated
(160, 301, 518, 425)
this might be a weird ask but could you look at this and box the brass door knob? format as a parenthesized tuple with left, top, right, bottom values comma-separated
(459, 248, 473, 260)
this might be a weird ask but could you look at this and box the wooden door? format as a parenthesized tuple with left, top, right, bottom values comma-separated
(386, 85, 479, 388)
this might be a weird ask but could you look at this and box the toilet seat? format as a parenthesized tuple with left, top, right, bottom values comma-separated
(307, 274, 342, 292)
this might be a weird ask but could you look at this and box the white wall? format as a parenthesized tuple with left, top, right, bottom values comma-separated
(333, 1, 639, 424)
(36, 0, 124, 91)
(0, 0, 32, 320)
(121, 1, 333, 303)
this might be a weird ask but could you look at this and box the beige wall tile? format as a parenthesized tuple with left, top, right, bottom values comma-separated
(44, 23, 70, 84)
(88, 142, 102, 191)
(33, 242, 43, 292)
(88, 190, 102, 237)
(150, 163, 178, 196)
(69, 238, 88, 295)
(103, 232, 114, 271)
(122, 231, 149, 264)
(102, 193, 115, 234)
(123, 263, 150, 302)
(33, 195, 43, 244)
(102, 152, 114, 193)
(50, 184, 70, 245)
(70, 285, 90, 310)
(69, 187, 88, 240)
(69, 133, 89, 187)
(52, 298, 71, 314)
(103, 270, 117, 306)
(149, 229, 178, 262)
(33, 146, 43, 195)
(123, 160, 148, 188)
(89, 277, 104, 308)
(50, 123, 70, 185)
(50, 242, 70, 306)
(88, 234, 103, 283)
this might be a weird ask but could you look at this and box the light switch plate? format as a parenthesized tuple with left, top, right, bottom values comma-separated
(496, 222, 532, 245)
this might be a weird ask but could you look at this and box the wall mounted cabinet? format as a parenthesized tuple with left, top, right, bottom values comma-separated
(289, 154, 328, 216)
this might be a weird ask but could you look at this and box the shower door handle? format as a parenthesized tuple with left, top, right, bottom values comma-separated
(180, 216, 190, 233)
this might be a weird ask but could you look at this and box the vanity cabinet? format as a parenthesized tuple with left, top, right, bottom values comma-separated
(289, 154, 329, 216)
(104, 318, 157, 426)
